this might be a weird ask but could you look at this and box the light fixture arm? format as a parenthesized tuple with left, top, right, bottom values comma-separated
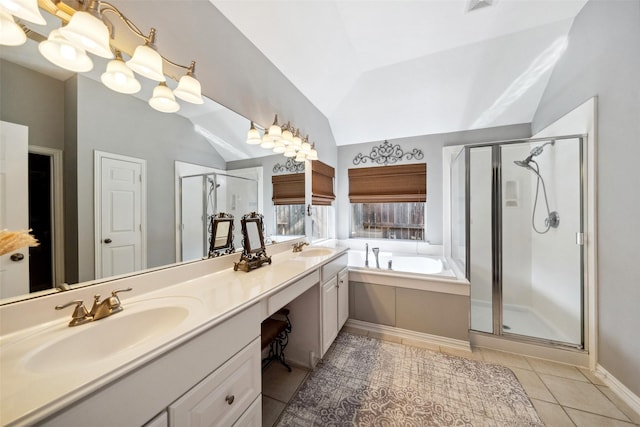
(98, 1, 155, 45)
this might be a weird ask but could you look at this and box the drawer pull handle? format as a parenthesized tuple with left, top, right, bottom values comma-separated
(225, 395, 235, 405)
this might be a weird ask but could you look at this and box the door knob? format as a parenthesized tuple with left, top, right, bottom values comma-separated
(104, 238, 112, 244)
(10, 253, 24, 262)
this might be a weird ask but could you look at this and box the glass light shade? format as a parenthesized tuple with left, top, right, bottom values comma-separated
(273, 139, 286, 153)
(126, 44, 165, 81)
(307, 146, 318, 161)
(0, 0, 45, 25)
(268, 115, 282, 142)
(300, 140, 311, 154)
(281, 127, 293, 146)
(39, 29, 93, 72)
(174, 74, 203, 104)
(101, 57, 141, 94)
(0, 9, 26, 46)
(260, 132, 275, 149)
(295, 151, 307, 162)
(292, 131, 302, 148)
(284, 146, 297, 158)
(59, 11, 113, 58)
(149, 82, 180, 113)
(246, 122, 262, 145)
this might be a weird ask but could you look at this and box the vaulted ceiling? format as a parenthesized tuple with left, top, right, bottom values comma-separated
(212, 0, 588, 145)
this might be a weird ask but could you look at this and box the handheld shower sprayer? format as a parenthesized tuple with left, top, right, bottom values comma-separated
(513, 140, 559, 234)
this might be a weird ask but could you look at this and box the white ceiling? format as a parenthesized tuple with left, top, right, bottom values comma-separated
(212, 0, 588, 145)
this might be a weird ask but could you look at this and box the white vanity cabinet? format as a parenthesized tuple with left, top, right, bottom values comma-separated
(168, 338, 261, 427)
(337, 267, 349, 329)
(320, 254, 348, 356)
(38, 304, 261, 427)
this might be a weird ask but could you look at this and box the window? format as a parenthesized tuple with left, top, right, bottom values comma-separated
(349, 163, 426, 241)
(272, 173, 305, 237)
(350, 202, 424, 240)
(274, 205, 305, 236)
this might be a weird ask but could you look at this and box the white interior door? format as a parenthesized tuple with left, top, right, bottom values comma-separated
(0, 121, 30, 299)
(96, 152, 145, 279)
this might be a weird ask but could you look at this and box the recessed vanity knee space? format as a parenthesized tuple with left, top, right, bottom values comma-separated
(0, 240, 349, 427)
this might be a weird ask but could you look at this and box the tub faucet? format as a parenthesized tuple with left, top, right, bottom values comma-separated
(365, 243, 369, 267)
(372, 247, 380, 269)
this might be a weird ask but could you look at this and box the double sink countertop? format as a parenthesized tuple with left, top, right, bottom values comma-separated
(0, 243, 347, 426)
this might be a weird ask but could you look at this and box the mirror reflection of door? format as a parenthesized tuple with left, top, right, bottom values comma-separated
(0, 122, 29, 299)
(95, 151, 145, 279)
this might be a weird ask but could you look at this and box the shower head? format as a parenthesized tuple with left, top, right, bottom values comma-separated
(514, 140, 555, 168)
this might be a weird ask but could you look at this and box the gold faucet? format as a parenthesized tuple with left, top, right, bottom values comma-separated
(90, 287, 133, 321)
(55, 300, 92, 327)
(292, 242, 308, 252)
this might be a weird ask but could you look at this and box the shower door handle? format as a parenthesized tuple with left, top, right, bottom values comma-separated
(575, 232, 584, 245)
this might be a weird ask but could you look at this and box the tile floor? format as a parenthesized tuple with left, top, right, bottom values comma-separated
(262, 327, 640, 427)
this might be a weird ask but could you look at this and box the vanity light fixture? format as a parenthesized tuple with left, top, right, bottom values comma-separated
(59, 1, 113, 59)
(0, 9, 27, 46)
(281, 122, 293, 146)
(283, 145, 297, 157)
(300, 135, 311, 154)
(261, 130, 275, 149)
(292, 128, 302, 148)
(246, 121, 262, 145)
(149, 82, 180, 113)
(38, 29, 93, 72)
(3, 0, 203, 113)
(267, 114, 282, 143)
(0, 0, 45, 25)
(173, 61, 204, 104)
(100, 50, 141, 94)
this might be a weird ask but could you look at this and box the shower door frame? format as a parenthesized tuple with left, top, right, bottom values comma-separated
(465, 134, 587, 350)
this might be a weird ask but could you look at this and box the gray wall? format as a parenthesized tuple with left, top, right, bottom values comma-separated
(336, 124, 531, 242)
(0, 60, 64, 150)
(75, 76, 226, 281)
(532, 0, 640, 396)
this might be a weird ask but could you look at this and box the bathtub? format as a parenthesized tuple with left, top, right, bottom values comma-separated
(347, 250, 468, 296)
(348, 250, 455, 277)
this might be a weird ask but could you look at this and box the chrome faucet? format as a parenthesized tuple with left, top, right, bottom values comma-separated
(365, 243, 369, 267)
(372, 247, 380, 269)
(292, 241, 308, 252)
(90, 288, 132, 320)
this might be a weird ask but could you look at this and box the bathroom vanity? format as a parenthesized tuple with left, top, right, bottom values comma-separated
(0, 240, 348, 426)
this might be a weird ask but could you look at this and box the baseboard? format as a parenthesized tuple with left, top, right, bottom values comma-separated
(345, 319, 471, 352)
(596, 364, 640, 416)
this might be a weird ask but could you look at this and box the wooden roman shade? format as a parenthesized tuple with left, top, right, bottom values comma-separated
(272, 173, 304, 205)
(312, 161, 335, 206)
(348, 163, 426, 203)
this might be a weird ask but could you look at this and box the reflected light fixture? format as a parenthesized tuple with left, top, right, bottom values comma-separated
(59, 1, 112, 58)
(149, 82, 180, 113)
(246, 121, 262, 145)
(39, 29, 93, 72)
(307, 144, 318, 161)
(268, 114, 282, 143)
(247, 115, 319, 162)
(173, 61, 204, 104)
(0, 9, 27, 46)
(101, 50, 141, 94)
(0, 0, 45, 25)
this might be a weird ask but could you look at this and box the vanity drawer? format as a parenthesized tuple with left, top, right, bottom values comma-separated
(267, 270, 319, 317)
(168, 338, 261, 427)
(321, 253, 348, 282)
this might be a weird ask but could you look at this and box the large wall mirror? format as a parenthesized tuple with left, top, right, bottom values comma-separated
(0, 16, 303, 303)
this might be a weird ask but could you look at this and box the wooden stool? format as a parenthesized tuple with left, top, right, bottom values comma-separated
(261, 308, 292, 372)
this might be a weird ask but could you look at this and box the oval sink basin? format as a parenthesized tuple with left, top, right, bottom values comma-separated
(24, 303, 193, 374)
(298, 247, 334, 258)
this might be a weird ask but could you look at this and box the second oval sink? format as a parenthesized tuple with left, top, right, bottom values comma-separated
(24, 301, 195, 374)
(297, 247, 334, 258)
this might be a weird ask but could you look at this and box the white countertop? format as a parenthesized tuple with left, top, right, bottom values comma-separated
(0, 244, 348, 426)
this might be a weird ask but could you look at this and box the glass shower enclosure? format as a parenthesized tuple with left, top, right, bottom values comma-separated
(179, 172, 259, 262)
(452, 135, 585, 348)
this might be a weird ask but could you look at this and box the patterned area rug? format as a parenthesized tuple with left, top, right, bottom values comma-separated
(277, 332, 543, 426)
